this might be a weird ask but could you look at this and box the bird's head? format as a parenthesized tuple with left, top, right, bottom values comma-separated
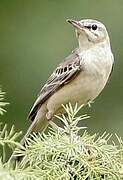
(67, 19, 110, 50)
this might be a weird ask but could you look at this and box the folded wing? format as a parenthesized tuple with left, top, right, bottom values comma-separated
(28, 49, 81, 121)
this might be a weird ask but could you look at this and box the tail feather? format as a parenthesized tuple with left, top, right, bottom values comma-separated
(9, 104, 49, 162)
(20, 116, 49, 146)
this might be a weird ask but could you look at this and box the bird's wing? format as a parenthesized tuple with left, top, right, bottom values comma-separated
(28, 49, 81, 121)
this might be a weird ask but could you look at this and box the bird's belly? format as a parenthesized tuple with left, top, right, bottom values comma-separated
(47, 71, 106, 113)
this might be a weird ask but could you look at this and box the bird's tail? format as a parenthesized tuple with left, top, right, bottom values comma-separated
(20, 114, 49, 146)
(9, 105, 49, 162)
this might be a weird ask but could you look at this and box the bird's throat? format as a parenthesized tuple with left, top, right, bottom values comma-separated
(78, 34, 93, 50)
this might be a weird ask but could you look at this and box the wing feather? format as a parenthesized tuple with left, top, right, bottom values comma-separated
(28, 49, 81, 121)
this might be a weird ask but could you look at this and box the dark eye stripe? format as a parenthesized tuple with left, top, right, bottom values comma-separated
(84, 25, 91, 29)
(84, 24, 98, 31)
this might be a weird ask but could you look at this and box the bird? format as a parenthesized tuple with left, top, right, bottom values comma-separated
(21, 19, 114, 145)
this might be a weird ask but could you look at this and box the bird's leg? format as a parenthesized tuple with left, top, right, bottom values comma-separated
(49, 121, 64, 132)
(87, 100, 94, 108)
(46, 111, 64, 132)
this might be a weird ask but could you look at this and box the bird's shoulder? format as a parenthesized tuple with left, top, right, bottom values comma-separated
(40, 48, 81, 93)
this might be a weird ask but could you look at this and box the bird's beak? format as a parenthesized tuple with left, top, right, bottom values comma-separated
(67, 19, 83, 30)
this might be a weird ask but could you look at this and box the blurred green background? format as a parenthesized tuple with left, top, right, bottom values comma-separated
(0, 0, 123, 137)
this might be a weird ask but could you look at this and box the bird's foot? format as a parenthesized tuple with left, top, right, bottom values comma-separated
(49, 121, 64, 133)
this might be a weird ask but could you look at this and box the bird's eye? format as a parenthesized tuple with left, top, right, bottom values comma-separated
(91, 24, 97, 30)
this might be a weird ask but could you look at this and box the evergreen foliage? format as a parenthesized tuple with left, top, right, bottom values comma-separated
(0, 89, 123, 180)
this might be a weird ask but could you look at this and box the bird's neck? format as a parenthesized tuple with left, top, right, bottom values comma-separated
(78, 35, 93, 51)
(78, 36, 111, 52)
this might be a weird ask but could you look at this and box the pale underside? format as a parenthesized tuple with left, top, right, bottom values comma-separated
(28, 48, 113, 123)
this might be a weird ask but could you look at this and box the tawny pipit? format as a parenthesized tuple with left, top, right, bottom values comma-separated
(22, 19, 114, 144)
